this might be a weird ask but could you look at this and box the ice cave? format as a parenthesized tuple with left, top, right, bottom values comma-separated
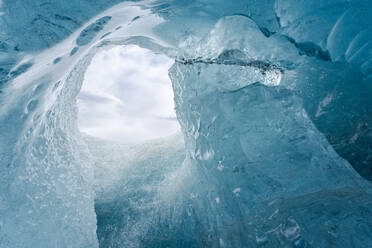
(0, 0, 371, 247)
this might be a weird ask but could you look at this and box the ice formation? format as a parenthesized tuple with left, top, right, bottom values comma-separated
(0, 0, 371, 247)
(83, 133, 185, 247)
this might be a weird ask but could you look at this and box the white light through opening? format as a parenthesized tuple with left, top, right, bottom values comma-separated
(77, 45, 180, 143)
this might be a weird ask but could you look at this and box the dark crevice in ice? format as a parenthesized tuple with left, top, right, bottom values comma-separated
(76, 16, 112, 46)
(285, 36, 331, 61)
(9, 62, 34, 79)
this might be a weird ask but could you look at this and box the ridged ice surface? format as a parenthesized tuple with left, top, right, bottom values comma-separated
(0, 0, 371, 247)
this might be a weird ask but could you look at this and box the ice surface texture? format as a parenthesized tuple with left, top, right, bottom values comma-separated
(0, 0, 371, 247)
(84, 133, 185, 247)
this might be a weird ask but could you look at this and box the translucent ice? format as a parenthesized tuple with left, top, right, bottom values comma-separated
(84, 133, 185, 247)
(0, 0, 371, 247)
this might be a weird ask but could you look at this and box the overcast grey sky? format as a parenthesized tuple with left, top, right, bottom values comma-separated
(77, 45, 180, 143)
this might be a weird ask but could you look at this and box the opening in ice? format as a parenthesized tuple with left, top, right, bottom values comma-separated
(77, 45, 179, 143)
(76, 45, 186, 247)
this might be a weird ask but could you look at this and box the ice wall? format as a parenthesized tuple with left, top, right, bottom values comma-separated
(0, 0, 371, 247)
(166, 16, 372, 246)
(0, 2, 154, 247)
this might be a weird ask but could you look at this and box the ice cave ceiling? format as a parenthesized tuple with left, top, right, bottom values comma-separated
(0, 0, 371, 247)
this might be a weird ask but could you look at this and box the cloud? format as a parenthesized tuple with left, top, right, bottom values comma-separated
(77, 45, 180, 143)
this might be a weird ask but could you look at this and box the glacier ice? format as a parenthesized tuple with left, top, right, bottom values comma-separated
(84, 133, 185, 247)
(0, 0, 372, 247)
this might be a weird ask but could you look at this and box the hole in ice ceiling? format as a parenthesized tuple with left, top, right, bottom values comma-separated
(77, 45, 180, 143)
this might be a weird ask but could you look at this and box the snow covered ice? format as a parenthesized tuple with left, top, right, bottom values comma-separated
(0, 0, 371, 247)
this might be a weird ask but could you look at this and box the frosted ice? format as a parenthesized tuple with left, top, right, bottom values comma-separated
(0, 0, 371, 247)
